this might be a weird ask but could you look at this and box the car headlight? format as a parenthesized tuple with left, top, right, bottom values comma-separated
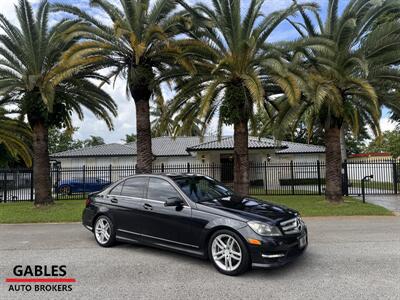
(247, 221, 282, 236)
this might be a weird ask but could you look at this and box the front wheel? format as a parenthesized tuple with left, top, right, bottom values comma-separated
(208, 230, 250, 276)
(94, 215, 116, 247)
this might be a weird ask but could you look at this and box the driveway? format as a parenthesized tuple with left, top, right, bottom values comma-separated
(0, 217, 399, 300)
(358, 195, 400, 213)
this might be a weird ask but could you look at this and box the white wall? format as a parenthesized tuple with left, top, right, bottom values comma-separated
(55, 151, 327, 185)
(56, 155, 198, 168)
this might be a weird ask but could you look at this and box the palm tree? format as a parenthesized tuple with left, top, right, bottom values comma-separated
(0, 106, 32, 167)
(0, 0, 117, 205)
(165, 0, 316, 195)
(151, 93, 203, 137)
(53, 0, 191, 173)
(273, 0, 400, 202)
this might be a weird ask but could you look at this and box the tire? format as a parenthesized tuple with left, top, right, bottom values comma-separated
(59, 185, 71, 195)
(94, 215, 116, 247)
(208, 229, 250, 276)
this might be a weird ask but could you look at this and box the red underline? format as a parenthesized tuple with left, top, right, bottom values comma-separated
(5, 278, 76, 283)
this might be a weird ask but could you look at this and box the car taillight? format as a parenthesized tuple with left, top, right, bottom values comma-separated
(85, 198, 92, 206)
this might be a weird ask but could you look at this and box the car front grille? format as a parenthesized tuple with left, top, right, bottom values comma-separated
(280, 217, 303, 235)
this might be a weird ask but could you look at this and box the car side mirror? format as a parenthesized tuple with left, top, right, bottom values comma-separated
(164, 197, 184, 207)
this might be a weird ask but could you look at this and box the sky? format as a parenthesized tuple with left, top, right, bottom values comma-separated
(1, 0, 397, 143)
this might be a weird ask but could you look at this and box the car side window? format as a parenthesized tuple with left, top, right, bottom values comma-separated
(147, 178, 181, 202)
(109, 181, 124, 195)
(120, 177, 147, 198)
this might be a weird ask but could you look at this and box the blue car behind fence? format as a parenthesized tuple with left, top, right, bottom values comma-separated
(56, 177, 111, 194)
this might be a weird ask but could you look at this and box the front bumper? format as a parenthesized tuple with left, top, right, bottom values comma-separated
(238, 226, 308, 269)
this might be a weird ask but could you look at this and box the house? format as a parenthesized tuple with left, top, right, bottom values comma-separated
(50, 136, 324, 184)
(50, 136, 326, 168)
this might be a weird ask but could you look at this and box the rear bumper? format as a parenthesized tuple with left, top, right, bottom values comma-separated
(82, 207, 96, 231)
(238, 226, 308, 269)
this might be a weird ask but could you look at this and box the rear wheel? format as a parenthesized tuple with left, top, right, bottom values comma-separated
(94, 215, 116, 247)
(59, 185, 71, 195)
(208, 230, 250, 276)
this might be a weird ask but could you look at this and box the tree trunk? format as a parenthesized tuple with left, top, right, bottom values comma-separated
(233, 119, 249, 196)
(135, 98, 153, 174)
(340, 126, 347, 161)
(32, 120, 53, 205)
(325, 126, 343, 203)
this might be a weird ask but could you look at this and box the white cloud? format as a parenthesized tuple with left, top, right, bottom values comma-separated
(380, 117, 398, 132)
(72, 76, 136, 143)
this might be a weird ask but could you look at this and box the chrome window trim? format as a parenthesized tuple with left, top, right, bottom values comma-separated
(117, 228, 199, 249)
(104, 174, 197, 208)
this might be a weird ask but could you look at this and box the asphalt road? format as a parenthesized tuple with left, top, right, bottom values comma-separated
(0, 217, 399, 300)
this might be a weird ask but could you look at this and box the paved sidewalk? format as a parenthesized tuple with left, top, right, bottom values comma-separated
(358, 195, 400, 212)
(0, 217, 399, 300)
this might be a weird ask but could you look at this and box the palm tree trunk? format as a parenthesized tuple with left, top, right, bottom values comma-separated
(325, 126, 343, 203)
(134, 97, 153, 174)
(233, 119, 249, 196)
(340, 126, 347, 161)
(32, 120, 53, 205)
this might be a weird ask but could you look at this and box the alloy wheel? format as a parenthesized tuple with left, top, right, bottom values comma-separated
(95, 218, 111, 245)
(211, 234, 242, 272)
(59, 186, 71, 195)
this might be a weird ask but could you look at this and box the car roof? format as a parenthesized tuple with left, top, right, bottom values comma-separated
(126, 173, 207, 179)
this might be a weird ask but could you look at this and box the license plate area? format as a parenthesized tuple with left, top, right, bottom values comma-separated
(298, 235, 307, 248)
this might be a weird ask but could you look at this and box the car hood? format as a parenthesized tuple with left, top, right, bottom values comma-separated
(197, 195, 298, 224)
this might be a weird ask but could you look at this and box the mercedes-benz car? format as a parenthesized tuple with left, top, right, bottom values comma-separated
(82, 174, 307, 276)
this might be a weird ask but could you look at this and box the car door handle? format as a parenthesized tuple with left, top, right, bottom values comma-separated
(110, 198, 118, 203)
(143, 203, 153, 211)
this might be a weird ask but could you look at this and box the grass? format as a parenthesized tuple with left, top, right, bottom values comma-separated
(255, 195, 393, 217)
(0, 195, 393, 224)
(0, 200, 85, 224)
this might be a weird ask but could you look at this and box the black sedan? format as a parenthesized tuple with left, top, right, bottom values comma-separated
(83, 174, 307, 276)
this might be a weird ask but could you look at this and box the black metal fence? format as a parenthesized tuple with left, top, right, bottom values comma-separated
(0, 159, 399, 202)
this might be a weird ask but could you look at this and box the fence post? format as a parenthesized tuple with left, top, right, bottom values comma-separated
(393, 160, 398, 195)
(82, 165, 86, 199)
(317, 160, 322, 195)
(187, 162, 190, 173)
(30, 168, 34, 202)
(56, 165, 60, 201)
(264, 161, 268, 195)
(3, 171, 7, 203)
(161, 163, 165, 173)
(342, 160, 349, 196)
(290, 161, 295, 195)
(212, 163, 215, 178)
(109, 164, 112, 183)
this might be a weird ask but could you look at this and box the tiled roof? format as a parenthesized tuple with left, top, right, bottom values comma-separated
(187, 137, 325, 153)
(187, 137, 280, 151)
(51, 136, 216, 158)
(50, 136, 325, 158)
(275, 140, 325, 154)
(51, 143, 133, 158)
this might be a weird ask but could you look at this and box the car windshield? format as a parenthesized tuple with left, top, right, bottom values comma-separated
(173, 176, 234, 202)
